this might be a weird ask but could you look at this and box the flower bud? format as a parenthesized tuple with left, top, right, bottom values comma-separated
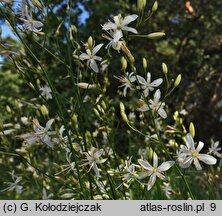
(174, 74, 182, 87)
(30, 0, 42, 8)
(87, 36, 94, 49)
(189, 122, 195, 138)
(93, 108, 101, 119)
(152, 1, 158, 13)
(121, 45, 135, 63)
(143, 58, 147, 70)
(162, 63, 168, 74)
(6, 105, 11, 113)
(28, 82, 35, 90)
(40, 105, 48, 116)
(101, 100, 107, 110)
(76, 82, 97, 89)
(147, 32, 165, 39)
(137, 0, 146, 11)
(120, 102, 129, 123)
(121, 56, 127, 70)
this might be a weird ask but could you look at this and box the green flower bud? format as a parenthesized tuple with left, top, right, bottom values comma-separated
(174, 74, 182, 87)
(162, 63, 168, 74)
(30, 0, 42, 8)
(120, 102, 129, 123)
(137, 0, 146, 11)
(147, 32, 165, 39)
(189, 122, 195, 138)
(152, 1, 158, 13)
(40, 105, 48, 116)
(87, 36, 94, 50)
(121, 56, 127, 70)
(143, 58, 147, 70)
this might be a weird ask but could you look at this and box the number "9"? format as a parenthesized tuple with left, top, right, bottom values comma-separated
(210, 203, 216, 211)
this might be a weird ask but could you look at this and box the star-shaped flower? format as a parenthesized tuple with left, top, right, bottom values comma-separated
(138, 152, 175, 191)
(79, 43, 103, 72)
(178, 133, 217, 170)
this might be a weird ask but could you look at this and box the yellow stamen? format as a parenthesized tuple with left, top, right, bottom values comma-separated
(192, 152, 199, 157)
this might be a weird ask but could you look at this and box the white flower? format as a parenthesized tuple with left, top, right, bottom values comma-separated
(82, 147, 107, 179)
(39, 85, 52, 99)
(18, 3, 43, 33)
(114, 72, 137, 97)
(138, 89, 167, 119)
(79, 43, 103, 72)
(138, 152, 175, 191)
(161, 182, 172, 199)
(102, 30, 125, 52)
(1, 171, 23, 194)
(178, 133, 217, 170)
(19, 119, 56, 147)
(149, 90, 167, 118)
(137, 72, 163, 97)
(102, 14, 138, 34)
(208, 141, 221, 158)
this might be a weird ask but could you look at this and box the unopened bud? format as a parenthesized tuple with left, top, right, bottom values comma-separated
(121, 56, 127, 70)
(87, 36, 94, 50)
(121, 44, 135, 63)
(174, 74, 182, 87)
(147, 32, 165, 39)
(143, 58, 147, 70)
(148, 147, 153, 161)
(162, 63, 168, 74)
(76, 83, 97, 89)
(6, 105, 11, 113)
(30, 0, 42, 8)
(101, 100, 107, 110)
(120, 102, 128, 123)
(28, 82, 35, 90)
(189, 122, 195, 138)
(152, 1, 158, 13)
(137, 0, 146, 11)
(40, 105, 48, 116)
(93, 108, 100, 119)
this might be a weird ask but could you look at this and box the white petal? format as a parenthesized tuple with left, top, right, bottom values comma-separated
(144, 89, 149, 97)
(93, 55, 102, 61)
(33, 21, 43, 29)
(138, 171, 150, 180)
(147, 174, 156, 191)
(198, 154, 217, 165)
(147, 72, 151, 83)
(122, 14, 138, 25)
(151, 78, 163, 87)
(185, 133, 195, 150)
(153, 152, 158, 167)
(137, 75, 146, 85)
(158, 108, 167, 119)
(102, 22, 116, 30)
(45, 119, 54, 131)
(138, 159, 153, 171)
(121, 26, 138, 34)
(92, 163, 100, 179)
(158, 161, 175, 172)
(92, 44, 103, 55)
(113, 16, 120, 25)
(90, 59, 99, 72)
(154, 89, 161, 101)
(193, 158, 202, 170)
(94, 149, 103, 159)
(79, 53, 89, 60)
(156, 172, 166, 180)
(196, 141, 204, 153)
